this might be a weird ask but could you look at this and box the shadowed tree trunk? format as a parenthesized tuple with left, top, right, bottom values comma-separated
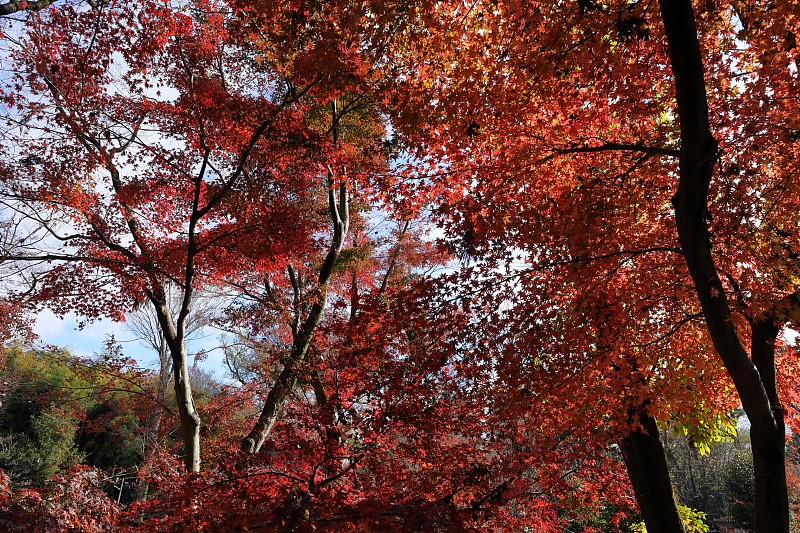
(749, 318, 788, 530)
(592, 296, 685, 532)
(242, 101, 350, 454)
(620, 408, 687, 533)
(659, 0, 790, 529)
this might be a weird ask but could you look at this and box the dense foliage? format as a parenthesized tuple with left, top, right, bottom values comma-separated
(1, 0, 799, 531)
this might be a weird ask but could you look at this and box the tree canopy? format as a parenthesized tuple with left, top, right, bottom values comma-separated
(1, 0, 799, 531)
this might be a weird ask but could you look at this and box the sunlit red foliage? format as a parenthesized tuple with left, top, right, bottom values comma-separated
(2, 0, 800, 531)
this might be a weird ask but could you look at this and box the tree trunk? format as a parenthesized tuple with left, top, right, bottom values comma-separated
(619, 409, 687, 533)
(750, 319, 789, 532)
(240, 301, 325, 453)
(0, 0, 57, 16)
(241, 177, 348, 454)
(589, 297, 685, 530)
(240, 361, 297, 454)
(173, 342, 201, 472)
(152, 298, 202, 472)
(659, 0, 790, 530)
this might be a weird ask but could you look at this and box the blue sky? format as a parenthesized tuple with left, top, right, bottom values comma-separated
(32, 310, 228, 377)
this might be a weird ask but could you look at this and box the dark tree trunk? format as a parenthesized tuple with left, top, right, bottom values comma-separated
(590, 299, 685, 531)
(239, 306, 320, 453)
(620, 409, 687, 533)
(658, 0, 790, 530)
(750, 319, 789, 532)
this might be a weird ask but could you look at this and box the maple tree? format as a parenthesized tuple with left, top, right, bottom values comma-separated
(0, 0, 348, 472)
(123, 285, 219, 498)
(378, 0, 800, 531)
(2, 0, 800, 530)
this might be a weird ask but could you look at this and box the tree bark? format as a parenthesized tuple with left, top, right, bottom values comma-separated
(240, 300, 326, 453)
(0, 0, 56, 16)
(241, 179, 349, 453)
(590, 298, 684, 531)
(172, 342, 201, 472)
(658, 0, 789, 530)
(153, 298, 202, 472)
(619, 409, 687, 533)
(750, 319, 789, 532)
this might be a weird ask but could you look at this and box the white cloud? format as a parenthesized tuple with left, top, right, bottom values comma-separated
(33, 311, 130, 358)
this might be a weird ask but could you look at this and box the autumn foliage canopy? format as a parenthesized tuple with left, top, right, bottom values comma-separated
(0, 0, 799, 531)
